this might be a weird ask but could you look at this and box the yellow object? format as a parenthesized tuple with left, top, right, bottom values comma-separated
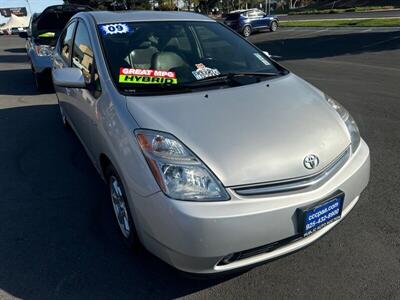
(119, 75, 177, 84)
(38, 32, 55, 38)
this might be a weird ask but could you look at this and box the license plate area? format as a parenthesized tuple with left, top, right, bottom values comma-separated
(299, 192, 344, 237)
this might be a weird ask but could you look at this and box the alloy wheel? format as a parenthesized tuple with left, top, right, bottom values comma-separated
(243, 26, 251, 37)
(110, 176, 130, 238)
(270, 21, 277, 32)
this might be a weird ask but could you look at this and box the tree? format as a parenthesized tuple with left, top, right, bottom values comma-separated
(63, 0, 129, 10)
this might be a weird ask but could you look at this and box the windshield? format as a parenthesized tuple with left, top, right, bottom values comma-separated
(99, 21, 285, 95)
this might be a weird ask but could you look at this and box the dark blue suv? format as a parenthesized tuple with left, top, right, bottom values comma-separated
(224, 9, 279, 37)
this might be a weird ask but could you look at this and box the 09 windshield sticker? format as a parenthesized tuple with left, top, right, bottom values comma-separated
(192, 63, 220, 80)
(119, 68, 177, 84)
(100, 23, 131, 35)
(253, 53, 271, 66)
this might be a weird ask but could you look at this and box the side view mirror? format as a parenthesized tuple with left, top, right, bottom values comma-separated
(263, 51, 271, 57)
(19, 31, 28, 39)
(52, 68, 86, 88)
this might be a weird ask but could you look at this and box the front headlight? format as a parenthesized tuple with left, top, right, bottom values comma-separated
(326, 95, 360, 153)
(35, 45, 53, 57)
(135, 130, 229, 201)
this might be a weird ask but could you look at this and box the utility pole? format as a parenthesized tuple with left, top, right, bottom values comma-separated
(264, 0, 270, 14)
(24, 0, 32, 16)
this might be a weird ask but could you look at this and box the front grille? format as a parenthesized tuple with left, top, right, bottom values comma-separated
(233, 147, 351, 196)
(217, 234, 302, 266)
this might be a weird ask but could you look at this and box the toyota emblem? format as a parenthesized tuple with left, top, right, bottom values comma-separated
(304, 154, 319, 170)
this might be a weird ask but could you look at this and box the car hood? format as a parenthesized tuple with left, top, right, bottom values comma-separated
(126, 73, 350, 187)
(31, 4, 91, 40)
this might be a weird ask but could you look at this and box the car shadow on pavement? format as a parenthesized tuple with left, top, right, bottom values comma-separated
(0, 54, 28, 64)
(4, 47, 26, 54)
(0, 68, 52, 96)
(253, 30, 400, 61)
(0, 104, 239, 299)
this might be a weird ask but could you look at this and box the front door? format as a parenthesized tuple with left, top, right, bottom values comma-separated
(68, 20, 102, 160)
(54, 19, 102, 162)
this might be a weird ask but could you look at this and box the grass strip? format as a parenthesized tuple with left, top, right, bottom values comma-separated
(288, 6, 397, 15)
(280, 18, 400, 27)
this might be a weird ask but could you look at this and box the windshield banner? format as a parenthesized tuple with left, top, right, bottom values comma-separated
(119, 68, 177, 84)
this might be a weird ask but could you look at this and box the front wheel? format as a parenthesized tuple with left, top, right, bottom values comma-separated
(242, 25, 252, 37)
(270, 21, 278, 32)
(106, 165, 140, 249)
(32, 70, 49, 93)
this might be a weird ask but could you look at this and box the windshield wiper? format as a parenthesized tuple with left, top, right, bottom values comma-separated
(121, 71, 288, 95)
(182, 71, 284, 88)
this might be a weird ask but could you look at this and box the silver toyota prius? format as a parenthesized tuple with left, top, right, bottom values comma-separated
(52, 11, 370, 274)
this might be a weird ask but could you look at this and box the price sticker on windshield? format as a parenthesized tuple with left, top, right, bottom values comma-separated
(192, 63, 220, 80)
(100, 23, 131, 35)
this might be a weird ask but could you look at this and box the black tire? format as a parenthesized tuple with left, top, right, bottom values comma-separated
(105, 164, 140, 249)
(270, 21, 278, 32)
(242, 25, 252, 37)
(31, 63, 49, 93)
(33, 72, 48, 93)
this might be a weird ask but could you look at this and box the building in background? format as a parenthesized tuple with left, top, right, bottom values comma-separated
(0, 13, 29, 34)
(0, 7, 28, 17)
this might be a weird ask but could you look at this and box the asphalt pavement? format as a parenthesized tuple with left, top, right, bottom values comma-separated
(279, 9, 400, 20)
(0, 28, 399, 299)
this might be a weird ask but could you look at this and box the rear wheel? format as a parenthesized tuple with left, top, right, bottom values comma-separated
(242, 25, 252, 37)
(106, 164, 140, 249)
(270, 21, 278, 32)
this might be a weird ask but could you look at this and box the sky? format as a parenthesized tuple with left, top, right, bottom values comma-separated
(0, 0, 63, 23)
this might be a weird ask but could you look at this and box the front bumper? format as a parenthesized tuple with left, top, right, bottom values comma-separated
(130, 139, 370, 274)
(29, 51, 52, 74)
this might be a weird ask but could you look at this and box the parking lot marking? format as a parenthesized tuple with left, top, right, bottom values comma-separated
(361, 35, 400, 49)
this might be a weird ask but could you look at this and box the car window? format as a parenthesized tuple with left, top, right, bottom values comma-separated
(99, 21, 283, 95)
(60, 21, 76, 64)
(72, 21, 101, 97)
(248, 11, 258, 17)
(256, 11, 266, 17)
(194, 24, 244, 68)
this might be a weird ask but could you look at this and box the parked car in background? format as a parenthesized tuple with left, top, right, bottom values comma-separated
(224, 9, 279, 37)
(52, 11, 369, 274)
(11, 27, 26, 35)
(22, 4, 92, 92)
